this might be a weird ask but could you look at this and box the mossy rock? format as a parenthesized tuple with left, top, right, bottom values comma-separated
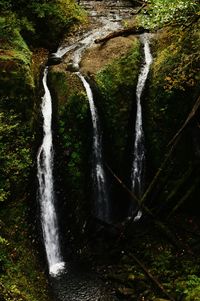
(95, 37, 141, 173)
(0, 199, 51, 301)
(143, 27, 200, 209)
(48, 67, 92, 243)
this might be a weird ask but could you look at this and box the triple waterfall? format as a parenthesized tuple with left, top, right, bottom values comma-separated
(37, 29, 152, 275)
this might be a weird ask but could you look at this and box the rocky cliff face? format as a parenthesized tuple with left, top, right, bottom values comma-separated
(0, 44, 51, 300)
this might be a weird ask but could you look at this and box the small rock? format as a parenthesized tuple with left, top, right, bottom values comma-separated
(66, 63, 79, 72)
(118, 287, 135, 296)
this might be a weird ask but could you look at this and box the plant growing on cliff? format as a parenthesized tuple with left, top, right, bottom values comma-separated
(138, 0, 199, 29)
(0, 111, 32, 202)
(0, 0, 86, 48)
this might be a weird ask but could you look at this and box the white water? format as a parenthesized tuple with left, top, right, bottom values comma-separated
(77, 73, 110, 223)
(37, 67, 65, 276)
(54, 16, 121, 61)
(131, 33, 153, 218)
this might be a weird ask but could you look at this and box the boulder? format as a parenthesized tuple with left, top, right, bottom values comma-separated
(47, 53, 62, 66)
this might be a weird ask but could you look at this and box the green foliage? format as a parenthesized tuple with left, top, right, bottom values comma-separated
(152, 27, 200, 92)
(48, 69, 90, 231)
(0, 90, 34, 202)
(144, 23, 200, 170)
(0, 13, 34, 52)
(0, 32, 34, 204)
(0, 0, 86, 48)
(97, 40, 141, 93)
(96, 40, 141, 168)
(28, 0, 86, 44)
(58, 91, 89, 191)
(174, 275, 200, 300)
(111, 226, 200, 301)
(0, 111, 32, 202)
(0, 0, 11, 10)
(0, 1, 86, 300)
(31, 0, 85, 23)
(137, 0, 199, 29)
(0, 201, 50, 301)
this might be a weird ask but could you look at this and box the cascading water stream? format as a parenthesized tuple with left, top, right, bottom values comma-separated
(130, 33, 153, 218)
(37, 67, 65, 276)
(77, 73, 110, 223)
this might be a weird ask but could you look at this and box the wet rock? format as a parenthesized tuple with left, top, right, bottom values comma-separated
(66, 62, 79, 72)
(47, 53, 62, 66)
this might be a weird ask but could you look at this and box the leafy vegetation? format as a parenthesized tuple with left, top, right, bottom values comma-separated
(0, 0, 199, 300)
(0, 1, 87, 300)
(0, 111, 32, 202)
(0, 43, 42, 299)
(0, 0, 86, 48)
(144, 20, 200, 197)
(96, 39, 141, 171)
(137, 0, 199, 29)
(48, 69, 90, 242)
(58, 91, 89, 191)
(0, 200, 50, 301)
(104, 217, 200, 300)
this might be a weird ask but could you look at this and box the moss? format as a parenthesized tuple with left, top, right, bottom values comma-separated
(0, 199, 50, 301)
(145, 26, 200, 161)
(95, 38, 141, 172)
(0, 32, 35, 203)
(48, 68, 91, 241)
(0, 1, 87, 50)
(0, 28, 35, 99)
(0, 15, 49, 299)
(142, 25, 200, 207)
(0, 0, 86, 298)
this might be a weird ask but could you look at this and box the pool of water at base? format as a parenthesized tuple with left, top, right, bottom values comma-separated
(50, 259, 118, 301)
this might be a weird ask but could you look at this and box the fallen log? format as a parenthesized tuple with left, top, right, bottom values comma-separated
(105, 163, 185, 250)
(140, 95, 200, 209)
(127, 253, 176, 301)
(95, 27, 149, 44)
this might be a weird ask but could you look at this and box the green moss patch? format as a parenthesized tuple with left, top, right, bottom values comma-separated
(0, 199, 50, 301)
(95, 38, 141, 170)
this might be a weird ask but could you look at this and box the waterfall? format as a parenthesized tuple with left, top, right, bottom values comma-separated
(130, 33, 153, 218)
(37, 67, 65, 276)
(77, 73, 110, 223)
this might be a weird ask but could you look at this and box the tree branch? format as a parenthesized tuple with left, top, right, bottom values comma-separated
(105, 163, 184, 249)
(127, 253, 176, 301)
(139, 95, 200, 207)
(95, 27, 149, 44)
